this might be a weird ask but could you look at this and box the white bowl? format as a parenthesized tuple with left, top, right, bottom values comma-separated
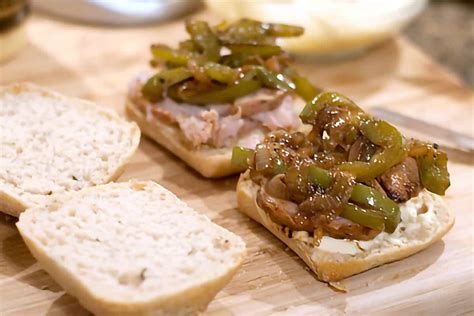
(206, 0, 427, 58)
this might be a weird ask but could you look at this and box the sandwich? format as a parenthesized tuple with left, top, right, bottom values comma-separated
(0, 83, 140, 217)
(234, 91, 454, 281)
(17, 180, 246, 316)
(126, 18, 320, 178)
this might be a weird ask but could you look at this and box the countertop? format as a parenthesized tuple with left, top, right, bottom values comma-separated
(404, 0, 474, 86)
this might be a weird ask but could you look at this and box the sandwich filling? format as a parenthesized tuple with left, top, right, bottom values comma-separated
(129, 19, 320, 149)
(129, 73, 304, 149)
(233, 92, 450, 244)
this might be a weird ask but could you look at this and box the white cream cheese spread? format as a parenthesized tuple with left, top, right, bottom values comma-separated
(291, 190, 446, 256)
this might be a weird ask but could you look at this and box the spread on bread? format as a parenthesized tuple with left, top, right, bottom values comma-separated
(128, 19, 319, 149)
(233, 91, 450, 243)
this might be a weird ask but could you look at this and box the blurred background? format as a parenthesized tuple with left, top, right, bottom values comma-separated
(404, 0, 473, 86)
(1, 0, 472, 86)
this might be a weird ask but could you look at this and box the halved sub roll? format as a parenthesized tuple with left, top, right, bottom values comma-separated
(125, 19, 319, 178)
(233, 91, 454, 281)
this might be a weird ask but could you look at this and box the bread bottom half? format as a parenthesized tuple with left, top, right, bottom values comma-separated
(20, 231, 242, 316)
(236, 172, 454, 282)
(126, 101, 243, 178)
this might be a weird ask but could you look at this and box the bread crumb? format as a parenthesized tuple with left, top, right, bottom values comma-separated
(140, 268, 147, 281)
(418, 203, 429, 214)
(132, 182, 147, 191)
(328, 281, 347, 293)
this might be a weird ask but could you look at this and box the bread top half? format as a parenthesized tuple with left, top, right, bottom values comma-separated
(0, 83, 140, 216)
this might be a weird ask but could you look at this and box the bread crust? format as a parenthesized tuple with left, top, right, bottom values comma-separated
(236, 172, 455, 282)
(125, 100, 243, 178)
(0, 83, 141, 217)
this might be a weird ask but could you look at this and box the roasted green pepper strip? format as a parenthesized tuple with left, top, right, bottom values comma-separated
(220, 53, 261, 68)
(300, 92, 364, 125)
(340, 203, 385, 231)
(247, 66, 294, 91)
(169, 74, 262, 105)
(219, 19, 270, 44)
(267, 23, 304, 37)
(203, 62, 240, 83)
(284, 68, 321, 101)
(178, 39, 198, 53)
(231, 147, 254, 169)
(349, 184, 401, 233)
(141, 77, 164, 103)
(337, 119, 406, 181)
(142, 67, 192, 102)
(186, 21, 221, 62)
(308, 165, 332, 188)
(417, 150, 450, 195)
(307, 166, 400, 232)
(227, 43, 282, 58)
(150, 44, 190, 66)
(220, 19, 304, 44)
(272, 157, 286, 175)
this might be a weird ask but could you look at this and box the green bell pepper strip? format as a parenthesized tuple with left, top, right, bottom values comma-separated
(220, 19, 304, 44)
(308, 166, 401, 233)
(272, 157, 286, 175)
(186, 21, 221, 62)
(227, 43, 282, 58)
(178, 39, 198, 53)
(299, 92, 364, 125)
(284, 68, 321, 102)
(220, 53, 260, 68)
(308, 165, 332, 188)
(337, 119, 407, 182)
(141, 76, 163, 103)
(219, 19, 269, 44)
(349, 183, 401, 233)
(340, 203, 385, 231)
(168, 73, 262, 105)
(268, 144, 287, 175)
(246, 66, 294, 91)
(141, 67, 193, 103)
(150, 44, 191, 66)
(408, 142, 450, 195)
(202, 62, 240, 84)
(267, 22, 304, 37)
(417, 150, 450, 195)
(231, 147, 254, 169)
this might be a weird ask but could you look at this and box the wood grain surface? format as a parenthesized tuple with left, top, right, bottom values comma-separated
(1, 11, 473, 316)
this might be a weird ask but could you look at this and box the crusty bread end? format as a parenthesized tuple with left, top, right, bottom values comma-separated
(236, 171, 454, 281)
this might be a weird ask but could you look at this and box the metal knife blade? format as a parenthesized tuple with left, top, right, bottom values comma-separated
(370, 107, 474, 153)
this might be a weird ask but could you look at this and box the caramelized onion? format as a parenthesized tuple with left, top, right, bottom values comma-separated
(255, 144, 272, 172)
(257, 176, 306, 231)
(299, 171, 355, 226)
(265, 174, 289, 200)
(325, 217, 381, 241)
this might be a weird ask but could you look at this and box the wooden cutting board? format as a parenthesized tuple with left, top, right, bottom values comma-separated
(1, 11, 473, 316)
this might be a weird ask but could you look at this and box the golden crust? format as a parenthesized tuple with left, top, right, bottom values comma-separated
(236, 173, 455, 281)
(125, 100, 244, 178)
